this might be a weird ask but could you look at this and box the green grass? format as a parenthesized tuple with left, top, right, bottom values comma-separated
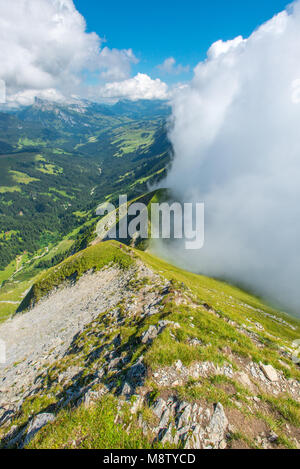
(0, 230, 18, 241)
(112, 127, 155, 158)
(34, 240, 74, 265)
(37, 164, 63, 175)
(18, 137, 47, 148)
(9, 171, 39, 185)
(176, 375, 251, 408)
(49, 187, 73, 198)
(2, 240, 300, 449)
(0, 273, 40, 321)
(0, 215, 98, 321)
(0, 186, 21, 194)
(138, 250, 300, 340)
(129, 167, 165, 190)
(262, 395, 300, 427)
(0, 259, 16, 284)
(27, 395, 157, 450)
(73, 210, 88, 218)
(135, 249, 300, 381)
(34, 154, 47, 162)
(0, 303, 16, 323)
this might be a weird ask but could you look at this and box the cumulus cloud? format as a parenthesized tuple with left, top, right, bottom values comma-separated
(5, 88, 65, 107)
(0, 0, 139, 104)
(156, 1, 300, 315)
(207, 36, 246, 59)
(99, 73, 168, 101)
(98, 47, 138, 82)
(157, 57, 190, 75)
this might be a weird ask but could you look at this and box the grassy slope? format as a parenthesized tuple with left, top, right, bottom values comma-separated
(13, 240, 300, 377)
(137, 249, 300, 376)
(16, 242, 133, 313)
(28, 396, 165, 450)
(4, 240, 298, 449)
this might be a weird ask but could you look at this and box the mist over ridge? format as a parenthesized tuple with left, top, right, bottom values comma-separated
(155, 1, 300, 315)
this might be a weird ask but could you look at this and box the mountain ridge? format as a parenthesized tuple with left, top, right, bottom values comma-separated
(0, 241, 299, 449)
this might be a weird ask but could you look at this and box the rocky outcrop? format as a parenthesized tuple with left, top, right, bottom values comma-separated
(23, 414, 55, 447)
(135, 397, 228, 449)
(260, 363, 279, 382)
(141, 321, 181, 344)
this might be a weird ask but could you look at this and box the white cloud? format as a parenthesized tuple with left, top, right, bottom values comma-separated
(157, 57, 190, 75)
(5, 88, 65, 107)
(98, 47, 138, 82)
(99, 73, 168, 101)
(207, 36, 246, 59)
(0, 0, 139, 104)
(157, 1, 300, 314)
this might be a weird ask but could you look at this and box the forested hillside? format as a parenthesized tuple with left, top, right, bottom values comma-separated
(0, 99, 171, 269)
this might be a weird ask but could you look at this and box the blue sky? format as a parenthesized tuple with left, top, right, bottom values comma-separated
(74, 0, 289, 83)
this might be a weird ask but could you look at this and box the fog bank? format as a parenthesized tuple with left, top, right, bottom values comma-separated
(157, 1, 300, 315)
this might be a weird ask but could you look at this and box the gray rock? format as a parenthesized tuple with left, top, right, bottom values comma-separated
(108, 357, 123, 371)
(177, 404, 192, 429)
(127, 357, 146, 382)
(260, 363, 279, 382)
(130, 395, 144, 414)
(159, 424, 175, 444)
(0, 409, 14, 426)
(268, 431, 278, 443)
(184, 423, 203, 449)
(159, 408, 170, 429)
(188, 338, 202, 347)
(236, 371, 254, 390)
(81, 386, 108, 408)
(141, 325, 159, 344)
(176, 425, 190, 445)
(141, 321, 181, 345)
(23, 413, 55, 447)
(177, 401, 189, 413)
(121, 381, 133, 397)
(153, 398, 166, 419)
(174, 360, 183, 370)
(4, 426, 27, 449)
(159, 320, 181, 329)
(206, 403, 228, 449)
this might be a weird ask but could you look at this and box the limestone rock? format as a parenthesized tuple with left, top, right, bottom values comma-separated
(127, 357, 146, 383)
(206, 403, 228, 449)
(236, 371, 254, 390)
(260, 363, 279, 382)
(153, 398, 166, 420)
(177, 404, 192, 429)
(23, 413, 55, 447)
(121, 381, 133, 398)
(174, 360, 183, 370)
(141, 325, 159, 344)
(130, 395, 144, 414)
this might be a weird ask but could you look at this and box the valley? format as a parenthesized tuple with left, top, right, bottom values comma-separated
(0, 99, 171, 320)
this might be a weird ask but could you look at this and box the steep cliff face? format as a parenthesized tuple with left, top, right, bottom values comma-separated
(0, 241, 300, 449)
